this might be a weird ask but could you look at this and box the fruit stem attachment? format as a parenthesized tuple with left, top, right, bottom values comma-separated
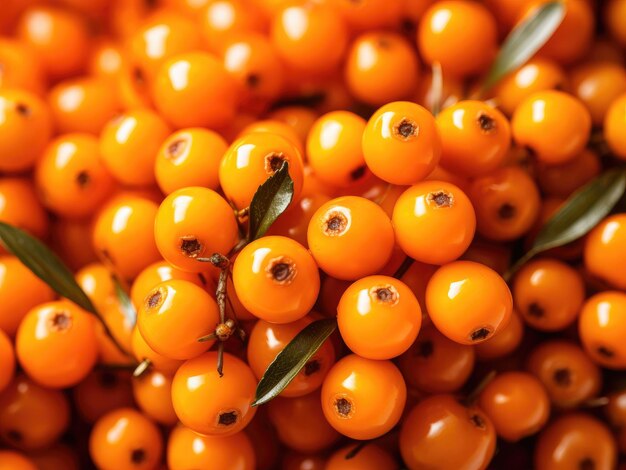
(464, 370, 497, 406)
(133, 359, 151, 377)
(393, 256, 415, 279)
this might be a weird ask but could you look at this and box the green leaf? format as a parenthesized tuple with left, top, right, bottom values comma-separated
(0, 222, 97, 314)
(481, 1, 565, 92)
(430, 61, 443, 116)
(507, 168, 626, 278)
(113, 276, 137, 327)
(252, 318, 337, 406)
(248, 161, 294, 241)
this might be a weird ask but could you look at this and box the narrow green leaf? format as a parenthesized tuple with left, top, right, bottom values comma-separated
(252, 318, 337, 406)
(430, 61, 443, 116)
(507, 168, 626, 278)
(481, 1, 565, 92)
(0, 222, 97, 314)
(248, 161, 294, 241)
(113, 276, 137, 327)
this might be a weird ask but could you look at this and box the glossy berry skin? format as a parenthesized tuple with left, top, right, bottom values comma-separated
(479, 372, 550, 442)
(392, 181, 476, 265)
(167, 425, 255, 470)
(398, 324, 475, 393)
(436, 101, 511, 177)
(132, 370, 177, 425)
(172, 351, 257, 436)
(400, 394, 496, 470)
(306, 111, 368, 188)
(247, 317, 335, 398)
(72, 371, 134, 424)
(537, 149, 601, 198)
(326, 444, 397, 470)
(154, 187, 239, 273)
(426, 261, 513, 345)
(526, 340, 602, 409)
(475, 310, 524, 361)
(0, 375, 70, 451)
(534, 414, 617, 470)
(89, 408, 163, 470)
(138, 279, 219, 360)
(338, 275, 421, 360)
(0, 38, 44, 95)
(513, 258, 585, 331)
(233, 236, 320, 324)
(0, 89, 52, 173)
(307, 196, 395, 280)
(219, 132, 304, 210)
(362, 101, 441, 185)
(570, 62, 626, 126)
(511, 90, 591, 164)
(155, 128, 227, 195)
(584, 214, 626, 289)
(130, 327, 183, 376)
(152, 51, 239, 129)
(0, 451, 37, 470)
(35, 133, 116, 218)
(579, 291, 626, 369)
(16, 301, 98, 389)
(92, 195, 161, 280)
(0, 177, 49, 241)
(604, 93, 626, 160)
(418, 1, 497, 77)
(0, 330, 14, 392)
(344, 32, 420, 106)
(321, 354, 406, 440)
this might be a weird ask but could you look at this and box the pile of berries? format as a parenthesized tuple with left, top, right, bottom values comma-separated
(2, 0, 626, 469)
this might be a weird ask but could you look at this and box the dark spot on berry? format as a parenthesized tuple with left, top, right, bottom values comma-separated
(350, 165, 366, 180)
(197, 273, 208, 286)
(415, 340, 434, 358)
(498, 203, 516, 220)
(579, 458, 595, 470)
(324, 212, 348, 235)
(131, 449, 146, 464)
(265, 153, 286, 174)
(180, 238, 202, 258)
(335, 398, 352, 417)
(478, 112, 496, 132)
(101, 249, 114, 265)
(527, 302, 544, 318)
(376, 288, 392, 302)
(597, 346, 614, 358)
(132, 66, 145, 85)
(218, 411, 238, 426)
(76, 170, 90, 188)
(167, 138, 187, 159)
(245, 73, 260, 88)
(470, 327, 491, 342)
(553, 368, 572, 387)
(147, 290, 162, 309)
(377, 36, 391, 48)
(396, 119, 417, 139)
(470, 413, 486, 429)
(304, 359, 320, 376)
(15, 102, 31, 117)
(428, 191, 453, 208)
(525, 145, 537, 158)
(51, 311, 72, 331)
(271, 263, 291, 282)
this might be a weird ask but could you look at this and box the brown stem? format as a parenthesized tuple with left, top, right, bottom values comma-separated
(464, 371, 497, 406)
(393, 256, 415, 280)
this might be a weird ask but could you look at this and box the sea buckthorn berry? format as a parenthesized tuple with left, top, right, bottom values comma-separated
(50, 217, 98, 271)
(200, 0, 266, 53)
(492, 58, 566, 116)
(606, 389, 626, 430)
(155, 128, 227, 195)
(400, 394, 496, 470)
(93, 195, 161, 280)
(606, 0, 626, 47)
(469, 166, 541, 241)
(0, 256, 55, 336)
(0, 178, 49, 240)
(88, 39, 124, 79)
(152, 51, 239, 129)
(130, 327, 183, 375)
(172, 351, 257, 436)
(479, 372, 550, 442)
(426, 260, 513, 345)
(527, 340, 602, 409)
(100, 109, 171, 187)
(0, 38, 45, 95)
(167, 425, 256, 470)
(0, 89, 52, 174)
(0, 375, 70, 450)
(513, 258, 585, 331)
(247, 317, 335, 397)
(137, 279, 219, 360)
(579, 291, 626, 369)
(326, 444, 397, 470)
(570, 62, 626, 126)
(28, 444, 79, 470)
(76, 262, 117, 313)
(585, 214, 626, 289)
(72, 371, 134, 423)
(0, 451, 37, 470)
(335, 0, 403, 30)
(48, 77, 121, 135)
(511, 90, 591, 164)
(604, 93, 626, 160)
(240, 120, 305, 155)
(35, 133, 116, 219)
(268, 392, 341, 453)
(16, 6, 90, 80)
(16, 301, 98, 389)
(234, 236, 319, 323)
(154, 187, 239, 272)
(219, 132, 304, 210)
(268, 192, 332, 247)
(436, 101, 511, 177)
(537, 149, 601, 198)
(89, 408, 163, 470)
(132, 370, 177, 425)
(398, 324, 474, 393)
(534, 414, 617, 470)
(344, 32, 420, 106)
(417, 1, 497, 77)
(222, 33, 285, 113)
(337, 275, 421, 359)
(271, 2, 348, 75)
(282, 452, 326, 470)
(306, 111, 369, 188)
(307, 196, 395, 280)
(0, 330, 15, 392)
(321, 354, 406, 440)
(362, 101, 440, 185)
(475, 310, 524, 361)
(269, 106, 318, 144)
(392, 181, 476, 265)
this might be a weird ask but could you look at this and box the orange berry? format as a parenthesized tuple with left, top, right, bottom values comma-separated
(0, 451, 37, 470)
(307, 196, 395, 280)
(326, 444, 397, 470)
(605, 0, 626, 48)
(362, 101, 440, 185)
(0, 329, 15, 393)
(269, 106, 319, 144)
(200, 0, 266, 53)
(0, 38, 44, 95)
(132, 370, 178, 425)
(130, 326, 183, 375)
(475, 310, 524, 360)
(88, 39, 124, 80)
(336, 0, 403, 30)
(426, 260, 513, 344)
(605, 93, 626, 160)
(584, 214, 626, 289)
(536, 148, 601, 198)
(570, 62, 626, 126)
(268, 191, 332, 247)
(72, 371, 134, 423)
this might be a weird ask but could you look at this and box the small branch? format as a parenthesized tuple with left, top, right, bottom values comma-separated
(393, 256, 415, 280)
